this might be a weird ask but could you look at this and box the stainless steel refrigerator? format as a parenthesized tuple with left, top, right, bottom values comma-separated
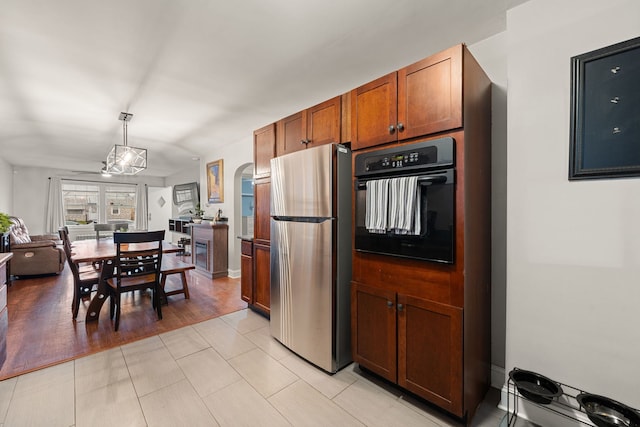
(270, 143, 352, 373)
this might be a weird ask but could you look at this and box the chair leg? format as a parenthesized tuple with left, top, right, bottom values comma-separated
(114, 293, 121, 331)
(72, 285, 80, 319)
(109, 290, 115, 320)
(155, 287, 162, 320)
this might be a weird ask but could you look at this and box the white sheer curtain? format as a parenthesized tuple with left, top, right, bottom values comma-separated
(45, 177, 65, 234)
(135, 183, 148, 231)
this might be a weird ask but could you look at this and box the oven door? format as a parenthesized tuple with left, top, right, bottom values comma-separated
(354, 169, 455, 263)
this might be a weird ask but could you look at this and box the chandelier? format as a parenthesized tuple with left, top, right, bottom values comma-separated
(105, 112, 147, 175)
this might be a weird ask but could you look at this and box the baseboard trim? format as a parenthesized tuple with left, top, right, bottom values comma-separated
(228, 269, 240, 279)
(491, 364, 505, 389)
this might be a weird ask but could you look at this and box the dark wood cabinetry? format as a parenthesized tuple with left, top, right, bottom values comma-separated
(253, 180, 271, 244)
(351, 44, 463, 150)
(397, 294, 463, 414)
(351, 43, 491, 421)
(191, 223, 228, 279)
(277, 96, 341, 156)
(351, 282, 463, 415)
(254, 123, 276, 179)
(240, 239, 253, 304)
(252, 242, 270, 315)
(240, 237, 270, 316)
(251, 43, 490, 422)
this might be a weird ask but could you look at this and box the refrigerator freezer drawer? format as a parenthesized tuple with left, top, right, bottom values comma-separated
(270, 218, 335, 372)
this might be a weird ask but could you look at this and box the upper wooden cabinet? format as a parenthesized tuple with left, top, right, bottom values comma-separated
(254, 123, 276, 179)
(351, 44, 463, 150)
(277, 96, 341, 156)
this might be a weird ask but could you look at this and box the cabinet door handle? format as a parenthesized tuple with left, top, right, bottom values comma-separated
(387, 300, 393, 308)
(388, 125, 396, 134)
(397, 122, 405, 132)
(300, 139, 306, 145)
(397, 303, 404, 311)
(306, 139, 311, 144)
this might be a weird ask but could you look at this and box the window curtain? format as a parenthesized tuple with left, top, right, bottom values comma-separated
(45, 177, 65, 234)
(135, 183, 148, 231)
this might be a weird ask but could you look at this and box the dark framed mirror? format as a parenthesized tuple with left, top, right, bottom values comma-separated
(569, 36, 640, 180)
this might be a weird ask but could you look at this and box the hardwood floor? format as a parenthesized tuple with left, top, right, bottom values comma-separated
(0, 256, 248, 381)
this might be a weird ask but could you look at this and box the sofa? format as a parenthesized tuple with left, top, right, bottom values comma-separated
(8, 217, 65, 277)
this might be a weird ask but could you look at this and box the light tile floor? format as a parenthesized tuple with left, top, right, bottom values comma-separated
(0, 309, 512, 427)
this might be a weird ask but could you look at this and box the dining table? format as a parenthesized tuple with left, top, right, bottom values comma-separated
(69, 238, 183, 322)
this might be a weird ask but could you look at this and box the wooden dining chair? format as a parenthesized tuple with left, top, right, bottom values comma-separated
(107, 230, 165, 331)
(61, 235, 101, 319)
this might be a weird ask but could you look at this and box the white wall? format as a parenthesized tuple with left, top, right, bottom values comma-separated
(199, 137, 253, 275)
(0, 157, 13, 213)
(507, 0, 640, 408)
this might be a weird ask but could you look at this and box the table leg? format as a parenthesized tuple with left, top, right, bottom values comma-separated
(85, 260, 113, 322)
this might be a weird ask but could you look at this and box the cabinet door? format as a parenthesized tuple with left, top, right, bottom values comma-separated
(397, 294, 463, 415)
(307, 96, 341, 147)
(351, 282, 397, 382)
(254, 123, 276, 179)
(253, 179, 271, 244)
(277, 111, 306, 156)
(240, 253, 253, 304)
(350, 72, 398, 150)
(397, 45, 462, 139)
(253, 243, 270, 315)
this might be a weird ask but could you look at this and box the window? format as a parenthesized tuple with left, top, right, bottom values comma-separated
(62, 181, 137, 226)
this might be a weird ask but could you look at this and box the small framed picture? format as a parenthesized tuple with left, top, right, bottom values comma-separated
(206, 159, 224, 203)
(569, 36, 640, 180)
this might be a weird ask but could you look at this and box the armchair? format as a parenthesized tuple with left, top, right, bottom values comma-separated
(8, 216, 65, 277)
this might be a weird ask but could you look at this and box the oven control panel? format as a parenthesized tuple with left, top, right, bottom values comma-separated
(366, 146, 436, 172)
(355, 136, 454, 177)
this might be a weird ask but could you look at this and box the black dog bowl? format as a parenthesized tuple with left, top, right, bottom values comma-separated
(577, 393, 640, 427)
(509, 369, 563, 404)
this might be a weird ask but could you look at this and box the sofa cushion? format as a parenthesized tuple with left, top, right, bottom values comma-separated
(9, 217, 31, 244)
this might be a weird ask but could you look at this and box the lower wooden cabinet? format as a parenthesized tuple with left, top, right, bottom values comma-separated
(351, 282, 463, 415)
(240, 239, 253, 304)
(252, 242, 270, 315)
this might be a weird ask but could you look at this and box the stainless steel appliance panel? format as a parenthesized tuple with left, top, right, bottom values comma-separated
(271, 144, 334, 219)
(270, 218, 334, 371)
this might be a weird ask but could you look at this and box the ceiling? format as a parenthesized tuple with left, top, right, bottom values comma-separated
(0, 0, 525, 178)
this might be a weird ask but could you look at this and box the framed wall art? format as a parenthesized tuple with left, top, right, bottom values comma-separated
(206, 159, 224, 203)
(569, 36, 640, 180)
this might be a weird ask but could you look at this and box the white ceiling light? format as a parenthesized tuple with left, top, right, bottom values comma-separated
(105, 112, 147, 175)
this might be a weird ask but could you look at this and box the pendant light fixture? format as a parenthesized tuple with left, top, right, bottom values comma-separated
(105, 112, 147, 175)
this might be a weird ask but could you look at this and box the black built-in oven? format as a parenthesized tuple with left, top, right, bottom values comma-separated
(354, 137, 455, 264)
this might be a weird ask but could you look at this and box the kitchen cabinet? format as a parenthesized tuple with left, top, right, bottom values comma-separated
(277, 96, 341, 156)
(351, 283, 462, 414)
(351, 44, 463, 150)
(252, 242, 270, 315)
(351, 42, 491, 422)
(240, 239, 253, 304)
(253, 179, 270, 244)
(254, 123, 276, 179)
(251, 179, 270, 315)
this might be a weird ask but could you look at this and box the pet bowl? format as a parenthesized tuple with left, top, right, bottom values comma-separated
(508, 369, 563, 404)
(577, 393, 640, 427)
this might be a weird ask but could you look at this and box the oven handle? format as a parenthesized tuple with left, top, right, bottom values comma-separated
(356, 175, 447, 190)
